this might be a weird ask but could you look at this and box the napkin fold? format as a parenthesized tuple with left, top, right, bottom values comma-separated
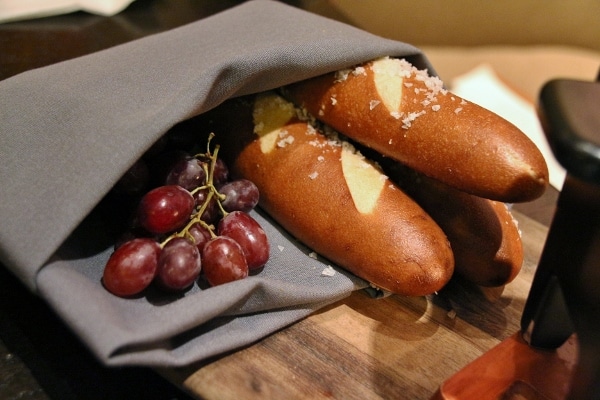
(0, 0, 434, 366)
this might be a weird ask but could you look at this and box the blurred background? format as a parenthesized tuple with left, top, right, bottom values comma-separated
(289, 0, 600, 51)
(287, 0, 600, 102)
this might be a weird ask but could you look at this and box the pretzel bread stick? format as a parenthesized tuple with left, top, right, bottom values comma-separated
(201, 92, 454, 296)
(283, 57, 549, 203)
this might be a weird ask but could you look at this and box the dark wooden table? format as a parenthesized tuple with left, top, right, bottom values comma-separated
(0, 1, 562, 399)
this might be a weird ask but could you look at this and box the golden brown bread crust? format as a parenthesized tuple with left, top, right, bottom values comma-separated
(282, 57, 549, 203)
(382, 161, 523, 287)
(202, 93, 455, 296)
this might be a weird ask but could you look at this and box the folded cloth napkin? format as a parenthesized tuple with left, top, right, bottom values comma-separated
(0, 0, 434, 366)
(0, 0, 135, 23)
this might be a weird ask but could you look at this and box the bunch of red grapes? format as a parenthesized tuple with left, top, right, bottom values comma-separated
(103, 133, 269, 297)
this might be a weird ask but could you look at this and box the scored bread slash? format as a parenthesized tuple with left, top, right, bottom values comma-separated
(253, 92, 385, 215)
(340, 141, 387, 214)
(205, 92, 455, 296)
(282, 57, 549, 203)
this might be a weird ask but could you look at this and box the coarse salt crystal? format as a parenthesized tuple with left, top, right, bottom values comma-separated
(410, 110, 426, 120)
(369, 100, 380, 110)
(335, 69, 351, 82)
(353, 66, 367, 76)
(454, 107, 463, 114)
(415, 69, 429, 81)
(331, 97, 337, 105)
(277, 135, 295, 148)
(308, 251, 318, 259)
(432, 104, 441, 111)
(277, 245, 285, 252)
(401, 110, 426, 129)
(308, 171, 319, 180)
(317, 155, 325, 162)
(321, 266, 336, 277)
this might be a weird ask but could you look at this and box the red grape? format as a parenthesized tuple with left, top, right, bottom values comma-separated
(212, 158, 229, 187)
(103, 238, 161, 297)
(220, 179, 260, 213)
(103, 136, 270, 297)
(218, 211, 269, 270)
(193, 188, 220, 223)
(188, 222, 212, 254)
(165, 157, 206, 191)
(202, 236, 249, 286)
(137, 185, 195, 234)
(155, 237, 202, 291)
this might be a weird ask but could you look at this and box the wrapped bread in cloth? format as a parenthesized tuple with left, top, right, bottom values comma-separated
(198, 57, 546, 294)
(282, 57, 549, 203)
(202, 92, 455, 296)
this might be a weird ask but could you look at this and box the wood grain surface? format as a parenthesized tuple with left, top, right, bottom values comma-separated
(159, 207, 549, 400)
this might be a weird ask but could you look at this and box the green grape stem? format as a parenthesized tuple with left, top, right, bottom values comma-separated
(161, 133, 229, 248)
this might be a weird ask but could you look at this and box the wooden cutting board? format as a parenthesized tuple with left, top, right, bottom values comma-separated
(160, 209, 553, 400)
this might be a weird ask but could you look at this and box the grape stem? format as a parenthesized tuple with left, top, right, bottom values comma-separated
(161, 133, 229, 247)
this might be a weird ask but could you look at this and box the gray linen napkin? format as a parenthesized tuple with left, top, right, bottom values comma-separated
(0, 0, 435, 366)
